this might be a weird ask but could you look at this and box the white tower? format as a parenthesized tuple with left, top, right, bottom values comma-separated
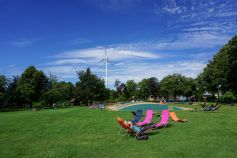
(99, 47, 109, 88)
(104, 48, 108, 88)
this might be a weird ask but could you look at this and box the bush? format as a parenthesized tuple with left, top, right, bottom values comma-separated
(56, 101, 72, 107)
(220, 91, 236, 103)
(32, 102, 44, 111)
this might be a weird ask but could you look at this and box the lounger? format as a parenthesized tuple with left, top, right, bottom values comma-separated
(117, 117, 133, 135)
(131, 110, 145, 116)
(204, 105, 221, 111)
(131, 110, 143, 123)
(213, 105, 221, 111)
(116, 117, 157, 138)
(198, 103, 220, 111)
(136, 110, 154, 126)
(154, 110, 169, 128)
(170, 112, 188, 122)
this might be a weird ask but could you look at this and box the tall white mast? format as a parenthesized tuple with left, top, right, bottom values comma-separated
(105, 48, 108, 88)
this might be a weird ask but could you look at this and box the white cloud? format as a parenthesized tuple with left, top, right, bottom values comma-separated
(42, 30, 228, 88)
(41, 0, 237, 87)
(41, 66, 78, 75)
(161, 0, 186, 14)
(112, 31, 231, 51)
(42, 46, 164, 84)
(0, 65, 23, 77)
(150, 0, 237, 36)
(55, 47, 161, 61)
(45, 59, 89, 65)
(107, 60, 206, 86)
(42, 56, 207, 88)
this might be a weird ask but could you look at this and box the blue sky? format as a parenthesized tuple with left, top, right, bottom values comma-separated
(0, 0, 236, 88)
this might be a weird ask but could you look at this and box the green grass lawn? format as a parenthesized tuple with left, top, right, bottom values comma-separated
(0, 105, 237, 158)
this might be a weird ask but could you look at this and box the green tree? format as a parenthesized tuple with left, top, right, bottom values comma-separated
(160, 74, 194, 100)
(17, 66, 48, 108)
(42, 73, 76, 108)
(75, 68, 107, 105)
(114, 79, 127, 101)
(0, 75, 7, 107)
(41, 74, 59, 108)
(220, 91, 236, 104)
(200, 36, 237, 98)
(138, 79, 149, 100)
(114, 79, 121, 90)
(108, 89, 117, 100)
(183, 77, 196, 99)
(6, 76, 23, 108)
(225, 36, 237, 93)
(138, 77, 159, 100)
(126, 80, 137, 100)
(148, 77, 159, 98)
(160, 74, 181, 99)
(196, 74, 207, 101)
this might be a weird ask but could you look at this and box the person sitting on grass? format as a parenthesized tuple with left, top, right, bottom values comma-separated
(98, 104, 104, 110)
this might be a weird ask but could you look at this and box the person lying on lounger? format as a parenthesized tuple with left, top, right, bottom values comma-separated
(125, 121, 156, 136)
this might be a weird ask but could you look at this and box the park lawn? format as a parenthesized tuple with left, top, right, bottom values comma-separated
(0, 106, 237, 158)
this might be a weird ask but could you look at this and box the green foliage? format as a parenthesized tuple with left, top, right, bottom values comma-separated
(0, 75, 7, 107)
(148, 77, 159, 98)
(17, 66, 48, 107)
(200, 36, 237, 95)
(76, 68, 107, 105)
(5, 76, 23, 107)
(137, 77, 159, 100)
(137, 79, 149, 100)
(220, 91, 236, 103)
(196, 74, 207, 101)
(113, 80, 127, 101)
(227, 36, 237, 92)
(108, 89, 117, 101)
(183, 77, 196, 98)
(160, 74, 196, 100)
(125, 80, 138, 100)
(0, 75, 7, 92)
(41, 73, 77, 108)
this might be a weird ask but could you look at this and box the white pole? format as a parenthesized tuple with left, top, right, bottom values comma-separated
(105, 48, 108, 88)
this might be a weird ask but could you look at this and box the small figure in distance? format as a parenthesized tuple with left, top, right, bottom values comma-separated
(98, 104, 105, 110)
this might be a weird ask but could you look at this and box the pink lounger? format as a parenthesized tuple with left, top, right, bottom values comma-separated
(154, 110, 169, 128)
(136, 110, 154, 126)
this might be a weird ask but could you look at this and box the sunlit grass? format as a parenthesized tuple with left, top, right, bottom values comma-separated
(0, 105, 236, 158)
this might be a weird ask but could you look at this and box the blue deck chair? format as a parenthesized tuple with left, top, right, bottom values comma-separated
(131, 110, 143, 123)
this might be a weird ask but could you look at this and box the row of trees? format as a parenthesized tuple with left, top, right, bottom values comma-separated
(111, 74, 196, 102)
(0, 66, 197, 108)
(0, 67, 108, 108)
(113, 77, 160, 101)
(1, 36, 236, 108)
